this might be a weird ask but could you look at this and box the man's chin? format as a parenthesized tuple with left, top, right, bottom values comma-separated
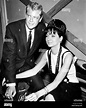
(28, 24, 38, 30)
(29, 26, 35, 30)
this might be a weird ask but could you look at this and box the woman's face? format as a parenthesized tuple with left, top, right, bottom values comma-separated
(46, 29, 62, 48)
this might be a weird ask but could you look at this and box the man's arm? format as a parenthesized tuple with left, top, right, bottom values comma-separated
(2, 24, 17, 98)
(2, 24, 16, 84)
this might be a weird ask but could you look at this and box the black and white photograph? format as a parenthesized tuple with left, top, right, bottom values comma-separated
(0, 0, 86, 107)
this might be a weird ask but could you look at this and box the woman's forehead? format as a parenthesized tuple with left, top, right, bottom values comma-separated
(47, 28, 57, 33)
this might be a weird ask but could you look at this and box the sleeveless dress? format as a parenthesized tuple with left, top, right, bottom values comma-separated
(45, 46, 81, 101)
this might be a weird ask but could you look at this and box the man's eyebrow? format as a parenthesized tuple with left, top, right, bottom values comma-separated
(4, 38, 13, 43)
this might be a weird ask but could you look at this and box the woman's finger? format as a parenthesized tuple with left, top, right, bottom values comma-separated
(25, 93, 37, 101)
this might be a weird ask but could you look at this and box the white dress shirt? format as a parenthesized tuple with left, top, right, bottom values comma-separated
(26, 25, 34, 48)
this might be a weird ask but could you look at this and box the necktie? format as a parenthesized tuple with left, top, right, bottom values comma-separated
(27, 31, 32, 53)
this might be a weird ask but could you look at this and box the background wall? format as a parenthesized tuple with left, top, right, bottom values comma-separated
(6, 0, 86, 43)
(1, 0, 86, 60)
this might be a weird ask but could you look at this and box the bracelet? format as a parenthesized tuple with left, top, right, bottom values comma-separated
(44, 86, 48, 95)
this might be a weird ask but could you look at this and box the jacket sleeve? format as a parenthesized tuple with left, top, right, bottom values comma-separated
(2, 24, 17, 83)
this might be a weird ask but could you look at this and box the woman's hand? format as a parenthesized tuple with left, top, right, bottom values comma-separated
(25, 93, 39, 101)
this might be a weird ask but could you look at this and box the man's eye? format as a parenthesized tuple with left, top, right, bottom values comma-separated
(27, 14, 30, 17)
(34, 16, 39, 19)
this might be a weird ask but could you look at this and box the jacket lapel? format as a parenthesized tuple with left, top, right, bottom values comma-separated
(28, 28, 40, 56)
(20, 19, 27, 48)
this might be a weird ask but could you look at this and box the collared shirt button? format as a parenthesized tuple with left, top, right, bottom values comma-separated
(18, 69, 20, 72)
(30, 59, 32, 62)
(67, 81, 69, 83)
(7, 59, 9, 62)
(19, 29, 20, 31)
(42, 29, 44, 31)
(65, 90, 67, 92)
(30, 79, 32, 82)
(19, 49, 20, 52)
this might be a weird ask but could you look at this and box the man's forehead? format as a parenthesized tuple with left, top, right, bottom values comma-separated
(27, 9, 41, 16)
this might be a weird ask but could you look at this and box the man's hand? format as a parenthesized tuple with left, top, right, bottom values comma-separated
(5, 86, 16, 99)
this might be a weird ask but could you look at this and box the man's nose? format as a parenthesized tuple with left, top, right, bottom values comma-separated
(29, 16, 33, 22)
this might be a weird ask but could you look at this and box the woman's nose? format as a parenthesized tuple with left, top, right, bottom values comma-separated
(47, 37, 52, 42)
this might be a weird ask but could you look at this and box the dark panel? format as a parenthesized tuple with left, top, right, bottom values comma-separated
(19, 0, 31, 6)
(0, 11, 3, 63)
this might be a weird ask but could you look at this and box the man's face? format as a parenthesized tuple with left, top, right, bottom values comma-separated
(25, 8, 42, 29)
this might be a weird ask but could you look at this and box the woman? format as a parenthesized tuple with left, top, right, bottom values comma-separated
(16, 19, 81, 102)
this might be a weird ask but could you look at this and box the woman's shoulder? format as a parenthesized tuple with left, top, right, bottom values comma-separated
(61, 47, 73, 61)
(61, 47, 70, 54)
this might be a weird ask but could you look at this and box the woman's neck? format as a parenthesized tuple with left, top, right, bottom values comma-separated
(51, 44, 61, 55)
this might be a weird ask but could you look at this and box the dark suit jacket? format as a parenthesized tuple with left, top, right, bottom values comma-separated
(1, 19, 47, 83)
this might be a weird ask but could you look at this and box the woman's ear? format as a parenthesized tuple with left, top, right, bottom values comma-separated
(60, 36, 63, 42)
(25, 14, 27, 18)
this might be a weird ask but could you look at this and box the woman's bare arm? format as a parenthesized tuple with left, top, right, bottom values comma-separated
(35, 52, 73, 98)
(16, 52, 47, 79)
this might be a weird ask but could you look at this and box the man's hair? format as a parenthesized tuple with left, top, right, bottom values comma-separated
(26, 2, 43, 17)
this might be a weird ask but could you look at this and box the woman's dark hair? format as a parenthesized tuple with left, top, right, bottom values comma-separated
(45, 19, 67, 46)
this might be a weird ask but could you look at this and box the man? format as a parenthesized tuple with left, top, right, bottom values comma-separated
(1, 1, 47, 100)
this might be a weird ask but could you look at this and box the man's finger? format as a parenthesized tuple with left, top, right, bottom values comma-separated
(12, 91, 16, 97)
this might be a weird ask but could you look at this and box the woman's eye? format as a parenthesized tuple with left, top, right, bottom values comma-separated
(46, 32, 51, 36)
(53, 31, 56, 34)
(52, 35, 55, 37)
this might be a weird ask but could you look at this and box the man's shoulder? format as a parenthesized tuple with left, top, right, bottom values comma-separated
(7, 19, 25, 27)
(38, 19, 46, 27)
(37, 22, 46, 32)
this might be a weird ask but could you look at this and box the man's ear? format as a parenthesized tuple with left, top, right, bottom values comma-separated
(39, 16, 43, 22)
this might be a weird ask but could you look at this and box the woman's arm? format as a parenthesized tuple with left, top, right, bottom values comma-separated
(30, 52, 74, 100)
(3, 25, 17, 83)
(45, 52, 73, 93)
(16, 52, 47, 79)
